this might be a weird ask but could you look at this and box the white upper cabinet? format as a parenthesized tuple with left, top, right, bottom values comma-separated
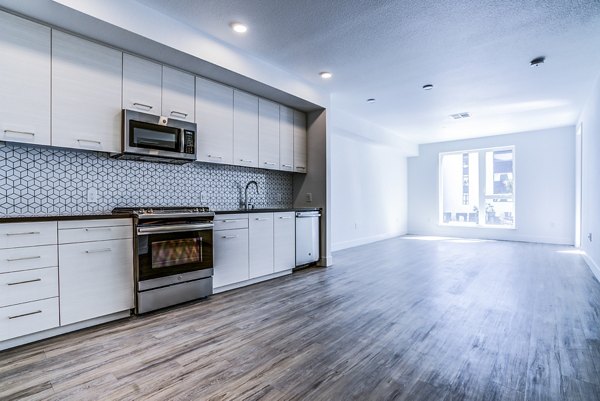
(123, 56, 194, 123)
(258, 99, 280, 170)
(162, 66, 194, 122)
(233, 90, 259, 168)
(52, 31, 122, 153)
(122, 53, 162, 115)
(196, 77, 234, 164)
(293, 110, 307, 173)
(279, 106, 294, 172)
(0, 11, 51, 146)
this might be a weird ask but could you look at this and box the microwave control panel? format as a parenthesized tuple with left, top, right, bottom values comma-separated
(184, 130, 195, 154)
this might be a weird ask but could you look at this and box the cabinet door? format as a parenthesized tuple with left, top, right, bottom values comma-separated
(258, 99, 280, 170)
(233, 90, 259, 168)
(279, 106, 294, 172)
(274, 212, 295, 273)
(249, 213, 274, 278)
(196, 77, 234, 164)
(162, 66, 195, 122)
(52, 31, 122, 153)
(59, 238, 134, 325)
(213, 228, 249, 288)
(0, 11, 51, 146)
(122, 53, 162, 115)
(293, 110, 307, 173)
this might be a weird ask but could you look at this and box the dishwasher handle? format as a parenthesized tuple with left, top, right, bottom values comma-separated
(296, 211, 321, 218)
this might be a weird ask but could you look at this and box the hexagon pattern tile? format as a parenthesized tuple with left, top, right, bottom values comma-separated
(0, 144, 293, 216)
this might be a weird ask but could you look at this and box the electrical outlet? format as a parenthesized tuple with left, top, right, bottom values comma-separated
(588, 233, 593, 242)
(305, 192, 313, 203)
(276, 193, 282, 202)
(87, 187, 98, 203)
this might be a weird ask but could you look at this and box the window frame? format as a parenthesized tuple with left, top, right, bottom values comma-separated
(438, 145, 516, 229)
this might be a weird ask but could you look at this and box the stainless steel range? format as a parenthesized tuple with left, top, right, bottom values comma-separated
(113, 206, 214, 314)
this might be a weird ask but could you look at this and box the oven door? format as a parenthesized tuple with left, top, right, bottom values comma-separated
(137, 228, 213, 282)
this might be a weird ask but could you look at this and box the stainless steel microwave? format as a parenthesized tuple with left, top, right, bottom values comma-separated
(114, 109, 197, 164)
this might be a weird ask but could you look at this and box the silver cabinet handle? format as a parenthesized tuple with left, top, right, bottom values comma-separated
(85, 248, 112, 254)
(7, 278, 41, 286)
(9, 310, 42, 319)
(85, 227, 112, 232)
(6, 255, 41, 262)
(208, 155, 223, 159)
(170, 110, 188, 118)
(296, 166, 306, 170)
(278, 216, 293, 219)
(239, 159, 253, 163)
(281, 164, 292, 168)
(133, 102, 153, 110)
(77, 139, 102, 145)
(221, 235, 238, 239)
(255, 218, 270, 221)
(5, 231, 40, 236)
(4, 129, 35, 136)
(220, 220, 237, 223)
(264, 162, 276, 166)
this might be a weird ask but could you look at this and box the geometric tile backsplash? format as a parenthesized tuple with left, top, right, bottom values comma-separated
(0, 143, 293, 216)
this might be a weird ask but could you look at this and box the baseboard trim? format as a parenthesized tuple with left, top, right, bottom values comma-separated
(582, 251, 600, 283)
(332, 231, 406, 252)
(406, 230, 573, 246)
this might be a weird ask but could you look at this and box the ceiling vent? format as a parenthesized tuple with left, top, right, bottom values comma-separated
(450, 112, 471, 120)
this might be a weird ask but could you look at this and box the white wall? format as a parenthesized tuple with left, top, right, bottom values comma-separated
(577, 76, 600, 278)
(408, 126, 576, 244)
(330, 130, 408, 251)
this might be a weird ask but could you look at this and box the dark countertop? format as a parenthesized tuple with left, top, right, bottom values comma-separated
(215, 207, 320, 215)
(0, 208, 321, 222)
(0, 213, 133, 223)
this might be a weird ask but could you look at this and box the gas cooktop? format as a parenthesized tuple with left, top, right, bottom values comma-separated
(112, 206, 214, 219)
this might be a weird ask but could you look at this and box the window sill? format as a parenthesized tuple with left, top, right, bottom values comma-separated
(438, 222, 516, 230)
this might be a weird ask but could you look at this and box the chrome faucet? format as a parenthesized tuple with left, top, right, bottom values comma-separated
(244, 181, 259, 210)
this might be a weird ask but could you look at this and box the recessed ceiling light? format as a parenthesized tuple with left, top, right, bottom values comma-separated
(450, 112, 471, 120)
(530, 56, 545, 66)
(230, 22, 248, 33)
(366, 98, 376, 103)
(319, 71, 332, 79)
(422, 84, 434, 90)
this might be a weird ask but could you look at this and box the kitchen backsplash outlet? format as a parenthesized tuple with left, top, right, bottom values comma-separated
(0, 143, 293, 216)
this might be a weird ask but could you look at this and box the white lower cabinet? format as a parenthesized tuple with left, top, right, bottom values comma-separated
(58, 219, 134, 326)
(213, 227, 249, 288)
(0, 267, 58, 308)
(0, 298, 59, 342)
(213, 212, 295, 291)
(274, 212, 296, 273)
(249, 213, 274, 278)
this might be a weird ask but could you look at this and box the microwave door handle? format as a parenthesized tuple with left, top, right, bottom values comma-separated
(179, 129, 185, 153)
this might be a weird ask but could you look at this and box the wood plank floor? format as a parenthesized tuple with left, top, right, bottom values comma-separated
(2, 236, 600, 400)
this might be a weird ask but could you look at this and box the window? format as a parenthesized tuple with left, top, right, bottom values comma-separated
(439, 146, 515, 228)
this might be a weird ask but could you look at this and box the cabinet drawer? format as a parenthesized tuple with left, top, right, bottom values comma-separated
(214, 217, 249, 231)
(0, 297, 59, 341)
(58, 218, 132, 230)
(59, 223, 132, 244)
(59, 239, 134, 325)
(0, 222, 57, 249)
(0, 267, 58, 307)
(0, 245, 57, 273)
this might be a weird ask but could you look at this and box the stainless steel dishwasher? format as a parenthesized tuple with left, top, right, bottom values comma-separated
(295, 210, 321, 266)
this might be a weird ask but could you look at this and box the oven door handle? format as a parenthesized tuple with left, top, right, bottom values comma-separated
(137, 223, 214, 235)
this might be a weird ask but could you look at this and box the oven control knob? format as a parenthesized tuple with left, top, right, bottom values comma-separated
(177, 275, 182, 281)
(147, 208, 154, 214)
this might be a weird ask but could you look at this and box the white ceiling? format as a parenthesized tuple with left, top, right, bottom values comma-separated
(137, 0, 600, 144)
